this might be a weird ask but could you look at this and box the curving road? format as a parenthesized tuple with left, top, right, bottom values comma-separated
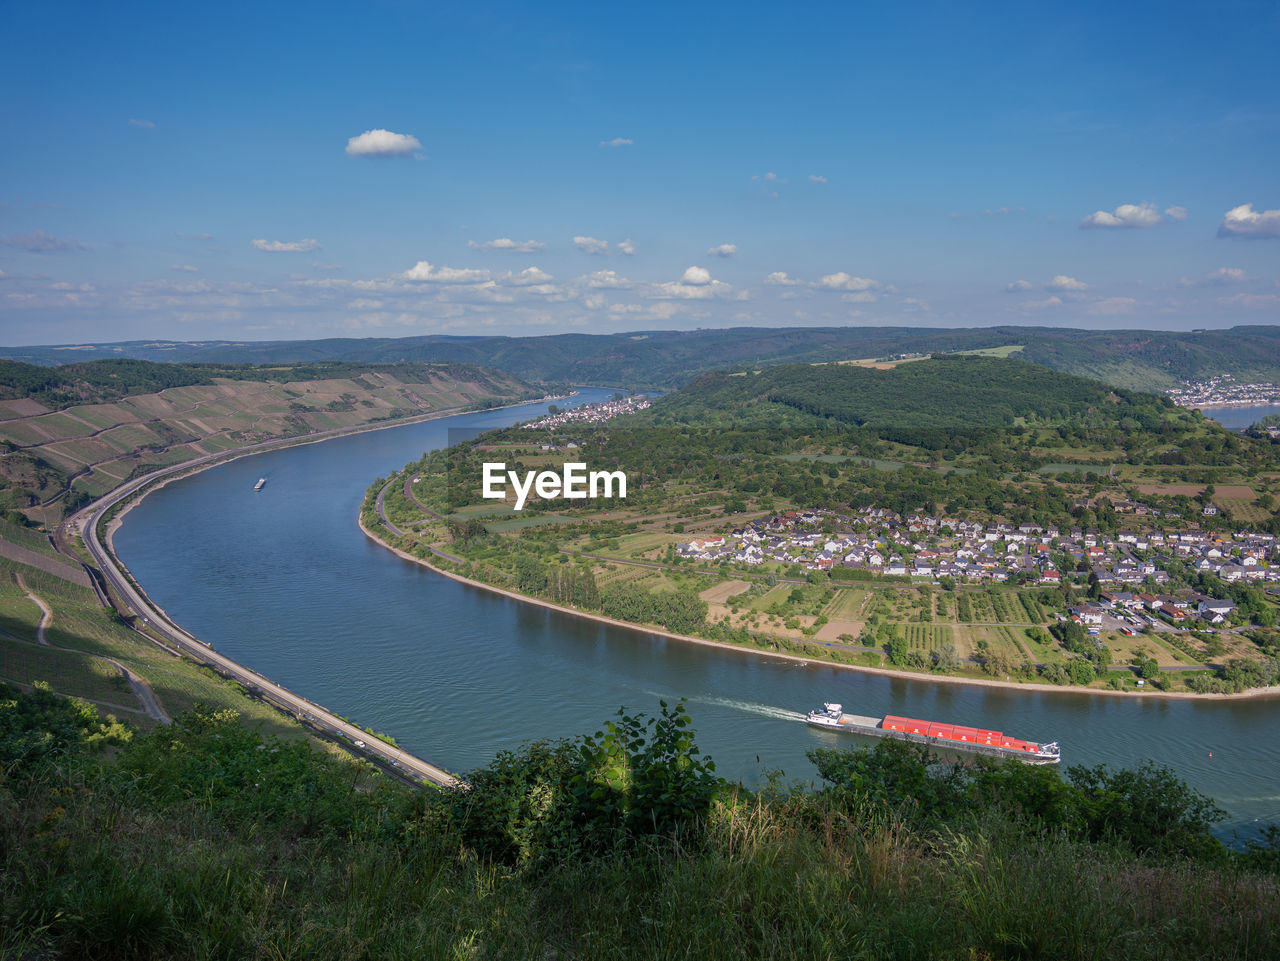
(72, 455, 461, 789)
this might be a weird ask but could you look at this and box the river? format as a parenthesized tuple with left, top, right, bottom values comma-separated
(112, 389, 1279, 838)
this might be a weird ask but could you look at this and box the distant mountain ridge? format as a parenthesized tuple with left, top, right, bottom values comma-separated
(6, 324, 1280, 392)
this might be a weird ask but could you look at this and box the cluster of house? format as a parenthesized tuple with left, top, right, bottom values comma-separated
(1070, 591, 1237, 627)
(521, 395, 652, 430)
(1167, 376, 1280, 409)
(677, 506, 1280, 589)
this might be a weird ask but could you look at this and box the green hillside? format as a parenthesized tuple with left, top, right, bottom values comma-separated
(644, 356, 1190, 448)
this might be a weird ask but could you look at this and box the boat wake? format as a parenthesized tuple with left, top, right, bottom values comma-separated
(647, 691, 806, 723)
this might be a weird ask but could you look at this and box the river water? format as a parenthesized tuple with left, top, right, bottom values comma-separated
(113, 390, 1280, 837)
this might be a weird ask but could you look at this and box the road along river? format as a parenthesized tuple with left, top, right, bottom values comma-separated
(112, 388, 1280, 837)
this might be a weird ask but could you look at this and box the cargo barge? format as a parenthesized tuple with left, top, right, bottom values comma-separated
(806, 703, 1060, 764)
(253, 478, 266, 491)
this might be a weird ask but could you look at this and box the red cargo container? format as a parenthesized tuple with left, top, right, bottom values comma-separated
(951, 725, 981, 742)
(927, 723, 955, 738)
(978, 729, 1003, 740)
(882, 715, 928, 733)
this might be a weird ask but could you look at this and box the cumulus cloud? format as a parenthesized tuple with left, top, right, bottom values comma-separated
(251, 238, 321, 252)
(1019, 295, 1064, 310)
(1180, 267, 1248, 287)
(1005, 280, 1032, 292)
(345, 128, 422, 157)
(818, 272, 878, 292)
(681, 266, 712, 285)
(617, 238, 636, 256)
(171, 264, 199, 272)
(1220, 292, 1280, 308)
(707, 244, 737, 258)
(808, 174, 828, 184)
(585, 270, 629, 288)
(1218, 203, 1280, 239)
(1079, 202, 1165, 229)
(600, 137, 633, 147)
(128, 118, 155, 128)
(764, 271, 802, 286)
(1046, 274, 1088, 291)
(400, 261, 490, 283)
(573, 236, 608, 254)
(498, 267, 554, 286)
(468, 238, 545, 253)
(1087, 296, 1137, 316)
(1, 230, 88, 252)
(1165, 205, 1188, 222)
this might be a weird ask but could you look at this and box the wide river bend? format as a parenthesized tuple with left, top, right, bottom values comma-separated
(113, 390, 1280, 837)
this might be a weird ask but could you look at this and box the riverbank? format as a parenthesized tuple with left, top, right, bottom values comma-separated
(360, 513, 1280, 703)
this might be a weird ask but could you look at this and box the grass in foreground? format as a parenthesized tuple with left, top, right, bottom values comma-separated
(2, 690, 1278, 960)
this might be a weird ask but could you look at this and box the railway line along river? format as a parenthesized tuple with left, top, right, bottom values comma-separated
(112, 388, 1280, 838)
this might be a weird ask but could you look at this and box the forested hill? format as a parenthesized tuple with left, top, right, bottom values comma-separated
(642, 357, 1190, 447)
(8, 325, 1280, 392)
(0, 358, 530, 411)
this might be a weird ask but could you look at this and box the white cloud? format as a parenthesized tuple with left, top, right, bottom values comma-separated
(808, 174, 827, 184)
(251, 238, 321, 252)
(842, 291, 878, 303)
(347, 298, 384, 310)
(600, 137, 633, 148)
(585, 270, 629, 288)
(312, 263, 342, 271)
(765, 271, 802, 286)
(1087, 296, 1137, 316)
(400, 261, 490, 283)
(1218, 203, 1280, 239)
(1181, 266, 1248, 287)
(128, 118, 155, 129)
(1005, 280, 1032, 292)
(707, 244, 737, 258)
(617, 238, 636, 256)
(1046, 274, 1088, 291)
(498, 267, 554, 286)
(468, 238, 545, 253)
(171, 264, 199, 272)
(818, 272, 878, 292)
(681, 266, 712, 285)
(1165, 205, 1188, 222)
(1, 230, 88, 252)
(1079, 202, 1164, 229)
(1220, 292, 1280, 308)
(1019, 296, 1064, 310)
(573, 236, 608, 254)
(345, 128, 422, 157)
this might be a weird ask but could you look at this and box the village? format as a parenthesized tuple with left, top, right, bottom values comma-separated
(677, 505, 1277, 628)
(520, 394, 652, 430)
(1167, 375, 1280, 409)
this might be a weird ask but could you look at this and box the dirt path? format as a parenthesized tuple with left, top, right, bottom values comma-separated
(13, 573, 170, 723)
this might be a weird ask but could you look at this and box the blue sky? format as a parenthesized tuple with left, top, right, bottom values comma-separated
(1, 0, 1278, 345)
